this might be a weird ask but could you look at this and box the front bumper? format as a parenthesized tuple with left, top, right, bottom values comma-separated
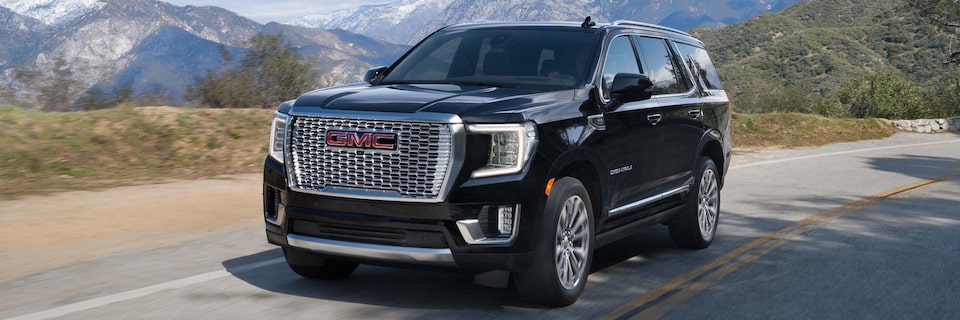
(287, 234, 456, 266)
(263, 156, 545, 271)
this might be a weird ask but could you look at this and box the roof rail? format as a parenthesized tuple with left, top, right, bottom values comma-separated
(612, 20, 690, 36)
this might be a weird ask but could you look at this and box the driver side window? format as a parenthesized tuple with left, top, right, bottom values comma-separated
(601, 36, 642, 100)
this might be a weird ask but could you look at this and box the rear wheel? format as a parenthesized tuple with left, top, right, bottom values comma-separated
(283, 247, 359, 280)
(515, 177, 594, 307)
(669, 157, 720, 249)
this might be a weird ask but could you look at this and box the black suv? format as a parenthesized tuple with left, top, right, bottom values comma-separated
(263, 19, 731, 307)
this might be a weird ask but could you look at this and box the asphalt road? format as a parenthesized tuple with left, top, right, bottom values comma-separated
(2, 132, 959, 320)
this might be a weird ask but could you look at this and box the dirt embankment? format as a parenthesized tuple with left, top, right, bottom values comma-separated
(0, 174, 262, 281)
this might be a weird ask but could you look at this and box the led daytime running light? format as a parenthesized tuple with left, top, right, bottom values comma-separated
(269, 113, 289, 163)
(468, 122, 537, 178)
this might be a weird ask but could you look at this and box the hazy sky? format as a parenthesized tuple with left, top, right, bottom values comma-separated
(163, 0, 395, 23)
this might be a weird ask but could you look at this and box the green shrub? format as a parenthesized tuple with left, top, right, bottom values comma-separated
(838, 70, 929, 119)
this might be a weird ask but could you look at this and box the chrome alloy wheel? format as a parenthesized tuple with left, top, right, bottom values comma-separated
(555, 194, 591, 290)
(697, 168, 719, 241)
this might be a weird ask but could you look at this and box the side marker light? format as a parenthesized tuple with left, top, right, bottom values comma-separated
(545, 178, 556, 196)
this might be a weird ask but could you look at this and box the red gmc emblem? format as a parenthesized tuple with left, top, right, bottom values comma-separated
(325, 130, 397, 150)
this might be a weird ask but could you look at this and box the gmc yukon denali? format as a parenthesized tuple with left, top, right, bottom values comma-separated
(263, 18, 731, 307)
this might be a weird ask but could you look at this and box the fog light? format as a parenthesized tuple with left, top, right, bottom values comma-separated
(264, 186, 285, 226)
(497, 206, 515, 236)
(457, 204, 520, 245)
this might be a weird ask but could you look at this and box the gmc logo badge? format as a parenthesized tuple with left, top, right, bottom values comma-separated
(325, 130, 397, 150)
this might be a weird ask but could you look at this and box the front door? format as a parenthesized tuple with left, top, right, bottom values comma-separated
(597, 34, 665, 220)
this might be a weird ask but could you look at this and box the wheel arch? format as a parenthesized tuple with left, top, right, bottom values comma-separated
(548, 155, 605, 229)
(698, 132, 726, 188)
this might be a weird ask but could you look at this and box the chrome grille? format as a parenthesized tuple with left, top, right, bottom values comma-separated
(289, 116, 454, 200)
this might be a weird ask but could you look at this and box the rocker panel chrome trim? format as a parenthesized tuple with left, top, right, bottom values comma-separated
(608, 185, 689, 217)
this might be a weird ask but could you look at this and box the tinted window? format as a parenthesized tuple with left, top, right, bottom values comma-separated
(600, 36, 641, 100)
(668, 42, 693, 93)
(634, 37, 690, 95)
(383, 28, 599, 90)
(677, 43, 724, 90)
(403, 37, 461, 80)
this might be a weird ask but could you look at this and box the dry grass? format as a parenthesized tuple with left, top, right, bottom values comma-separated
(0, 107, 900, 200)
(0, 105, 274, 199)
(730, 113, 898, 152)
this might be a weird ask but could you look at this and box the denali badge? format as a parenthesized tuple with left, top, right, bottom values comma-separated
(325, 130, 397, 150)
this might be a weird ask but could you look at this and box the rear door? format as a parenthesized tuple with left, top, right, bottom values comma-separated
(632, 36, 702, 190)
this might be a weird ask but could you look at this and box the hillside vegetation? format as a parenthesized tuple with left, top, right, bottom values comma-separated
(0, 106, 274, 199)
(694, 0, 960, 118)
(0, 106, 896, 200)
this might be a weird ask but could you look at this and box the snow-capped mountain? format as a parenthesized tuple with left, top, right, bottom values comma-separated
(0, 0, 408, 109)
(0, 0, 100, 26)
(288, 0, 453, 45)
(289, 0, 806, 45)
(0, 6, 51, 68)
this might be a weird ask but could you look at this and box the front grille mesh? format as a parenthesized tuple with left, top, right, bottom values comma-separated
(290, 219, 449, 248)
(289, 116, 453, 200)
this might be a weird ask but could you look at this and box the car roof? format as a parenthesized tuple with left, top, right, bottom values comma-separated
(440, 20, 701, 45)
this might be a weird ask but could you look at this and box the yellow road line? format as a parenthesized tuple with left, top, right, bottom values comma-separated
(600, 178, 945, 320)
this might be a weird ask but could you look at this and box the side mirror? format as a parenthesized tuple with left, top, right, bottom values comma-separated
(611, 73, 654, 101)
(364, 66, 388, 84)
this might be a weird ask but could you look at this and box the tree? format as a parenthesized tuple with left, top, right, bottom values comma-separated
(14, 56, 82, 111)
(191, 33, 319, 108)
(76, 87, 113, 110)
(113, 79, 134, 105)
(838, 70, 928, 119)
(912, 1, 960, 30)
(243, 33, 320, 108)
(191, 68, 259, 108)
(910, 1, 960, 117)
(912, 1, 960, 64)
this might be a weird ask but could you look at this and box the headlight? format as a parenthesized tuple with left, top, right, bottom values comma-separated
(468, 122, 537, 178)
(269, 112, 289, 163)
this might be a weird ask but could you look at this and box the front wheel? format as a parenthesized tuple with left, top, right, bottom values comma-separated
(515, 177, 595, 307)
(669, 157, 720, 249)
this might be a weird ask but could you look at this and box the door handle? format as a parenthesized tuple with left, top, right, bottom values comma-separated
(688, 109, 702, 119)
(647, 114, 662, 126)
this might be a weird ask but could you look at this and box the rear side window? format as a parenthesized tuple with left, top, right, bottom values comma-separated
(634, 36, 691, 95)
(676, 43, 724, 90)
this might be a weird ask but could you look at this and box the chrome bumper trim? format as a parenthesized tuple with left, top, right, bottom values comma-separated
(456, 206, 520, 245)
(286, 234, 457, 266)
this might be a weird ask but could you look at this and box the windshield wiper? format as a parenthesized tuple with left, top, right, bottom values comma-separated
(449, 81, 520, 89)
(381, 80, 521, 89)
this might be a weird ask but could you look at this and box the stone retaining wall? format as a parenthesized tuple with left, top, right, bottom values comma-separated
(891, 118, 960, 133)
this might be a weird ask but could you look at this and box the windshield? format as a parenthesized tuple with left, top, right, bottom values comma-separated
(382, 27, 600, 90)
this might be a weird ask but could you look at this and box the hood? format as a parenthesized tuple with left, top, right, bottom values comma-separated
(291, 83, 579, 122)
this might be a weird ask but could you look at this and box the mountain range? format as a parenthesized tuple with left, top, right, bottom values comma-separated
(288, 0, 805, 45)
(0, 0, 99, 26)
(0, 0, 805, 109)
(0, 0, 406, 109)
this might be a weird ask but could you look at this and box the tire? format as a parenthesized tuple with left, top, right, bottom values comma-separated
(669, 156, 720, 249)
(283, 247, 359, 280)
(515, 177, 595, 307)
